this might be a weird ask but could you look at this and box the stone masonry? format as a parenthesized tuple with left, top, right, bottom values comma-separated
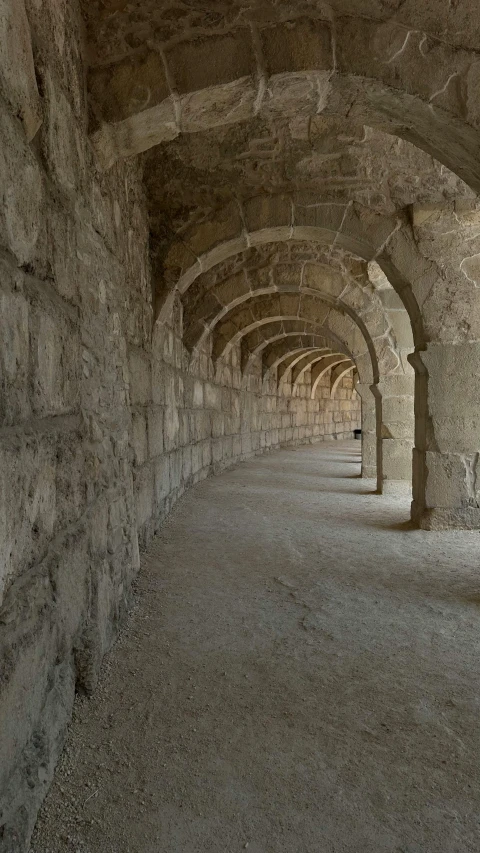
(2, 0, 480, 848)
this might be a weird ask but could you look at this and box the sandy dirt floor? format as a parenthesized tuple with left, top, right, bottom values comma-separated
(31, 442, 480, 853)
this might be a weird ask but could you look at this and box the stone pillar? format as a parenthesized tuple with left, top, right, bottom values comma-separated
(355, 383, 376, 479)
(374, 374, 415, 495)
(411, 343, 480, 529)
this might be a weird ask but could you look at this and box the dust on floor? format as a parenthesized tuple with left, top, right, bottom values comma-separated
(31, 442, 480, 853)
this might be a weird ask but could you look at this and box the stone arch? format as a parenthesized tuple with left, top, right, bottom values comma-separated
(308, 355, 353, 398)
(183, 263, 408, 369)
(261, 335, 347, 377)
(91, 17, 480, 194)
(230, 316, 373, 384)
(270, 347, 356, 401)
(276, 349, 331, 385)
(160, 197, 425, 494)
(85, 9, 480, 526)
(330, 364, 356, 400)
(211, 293, 388, 381)
(158, 197, 425, 353)
(219, 294, 413, 493)
(291, 352, 350, 390)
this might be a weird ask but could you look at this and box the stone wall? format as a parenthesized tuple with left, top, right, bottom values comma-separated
(131, 317, 360, 547)
(0, 2, 146, 846)
(0, 1, 359, 849)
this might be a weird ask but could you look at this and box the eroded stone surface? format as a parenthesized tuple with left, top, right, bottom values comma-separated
(30, 443, 480, 853)
(2, 0, 480, 848)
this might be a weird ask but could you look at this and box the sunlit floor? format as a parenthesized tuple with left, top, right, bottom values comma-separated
(32, 441, 480, 853)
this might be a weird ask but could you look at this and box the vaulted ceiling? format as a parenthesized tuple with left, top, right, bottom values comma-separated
(80, 0, 480, 387)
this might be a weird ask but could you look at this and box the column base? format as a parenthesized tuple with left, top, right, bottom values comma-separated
(411, 500, 480, 530)
(361, 465, 376, 479)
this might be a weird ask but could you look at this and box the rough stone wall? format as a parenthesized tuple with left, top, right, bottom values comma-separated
(0, 2, 360, 848)
(131, 313, 360, 548)
(0, 2, 148, 847)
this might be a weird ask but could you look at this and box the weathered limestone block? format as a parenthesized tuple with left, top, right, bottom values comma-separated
(134, 464, 155, 533)
(182, 445, 192, 482)
(204, 383, 222, 410)
(372, 372, 415, 492)
(0, 0, 42, 141)
(90, 51, 170, 124)
(191, 442, 203, 476)
(148, 408, 164, 459)
(0, 437, 56, 605)
(412, 342, 480, 528)
(42, 72, 80, 194)
(0, 580, 74, 851)
(30, 302, 79, 417)
(186, 202, 243, 258)
(128, 349, 151, 407)
(380, 440, 414, 495)
(154, 455, 170, 506)
(0, 265, 30, 425)
(163, 406, 180, 452)
(0, 107, 44, 266)
(178, 410, 189, 446)
(132, 412, 148, 466)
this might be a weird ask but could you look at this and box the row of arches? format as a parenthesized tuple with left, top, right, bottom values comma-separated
(83, 6, 480, 530)
(146, 196, 480, 529)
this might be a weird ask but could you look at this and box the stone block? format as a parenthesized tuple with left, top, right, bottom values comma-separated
(186, 201, 242, 257)
(154, 456, 170, 503)
(0, 437, 56, 605)
(134, 464, 154, 529)
(206, 409, 220, 437)
(90, 51, 170, 123)
(43, 71, 79, 193)
(193, 380, 204, 408)
(381, 438, 413, 484)
(182, 445, 192, 481)
(0, 0, 42, 141)
(204, 383, 222, 410)
(241, 434, 253, 456)
(212, 437, 224, 463)
(0, 108, 44, 266)
(164, 405, 180, 452)
(422, 342, 480, 452)
(179, 409, 190, 446)
(243, 194, 291, 234)
(0, 570, 71, 851)
(166, 31, 254, 95)
(381, 396, 414, 439)
(48, 208, 79, 303)
(132, 412, 148, 466)
(54, 434, 88, 532)
(128, 349, 151, 406)
(191, 442, 203, 475)
(148, 408, 164, 458)
(261, 18, 332, 75)
(0, 266, 30, 425)
(169, 450, 182, 490)
(90, 495, 108, 558)
(202, 440, 212, 468)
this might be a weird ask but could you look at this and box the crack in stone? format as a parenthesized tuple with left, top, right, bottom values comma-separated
(429, 71, 460, 104)
(463, 452, 480, 505)
(386, 30, 416, 64)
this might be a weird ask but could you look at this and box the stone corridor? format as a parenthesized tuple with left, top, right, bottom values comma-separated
(31, 443, 480, 853)
(4, 0, 480, 847)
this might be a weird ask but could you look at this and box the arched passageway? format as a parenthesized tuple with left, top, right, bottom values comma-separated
(3, 0, 480, 847)
(32, 443, 480, 852)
